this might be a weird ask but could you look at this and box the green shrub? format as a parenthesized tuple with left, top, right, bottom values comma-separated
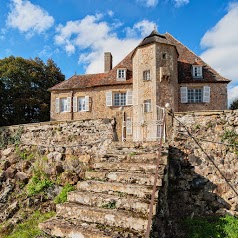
(1, 211, 55, 238)
(26, 173, 53, 196)
(185, 215, 238, 238)
(54, 184, 75, 204)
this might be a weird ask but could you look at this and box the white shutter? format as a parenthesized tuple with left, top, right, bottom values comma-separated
(180, 87, 188, 103)
(55, 98, 60, 113)
(203, 86, 210, 103)
(106, 91, 113, 106)
(126, 90, 133, 105)
(73, 96, 77, 112)
(67, 97, 71, 112)
(85, 96, 90, 111)
(126, 117, 132, 135)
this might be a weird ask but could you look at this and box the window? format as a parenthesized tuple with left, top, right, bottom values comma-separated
(162, 53, 167, 60)
(192, 66, 203, 78)
(78, 97, 86, 111)
(144, 99, 152, 113)
(188, 88, 202, 103)
(143, 70, 150, 81)
(73, 96, 90, 112)
(180, 86, 210, 104)
(113, 92, 126, 106)
(106, 90, 133, 107)
(55, 97, 71, 113)
(117, 69, 126, 80)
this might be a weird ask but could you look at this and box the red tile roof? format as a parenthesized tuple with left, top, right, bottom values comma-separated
(49, 51, 133, 91)
(49, 31, 230, 92)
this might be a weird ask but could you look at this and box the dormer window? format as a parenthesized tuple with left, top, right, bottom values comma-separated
(192, 65, 203, 78)
(117, 69, 126, 80)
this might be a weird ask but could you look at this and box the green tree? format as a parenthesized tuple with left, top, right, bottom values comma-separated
(0, 56, 65, 126)
(230, 98, 238, 110)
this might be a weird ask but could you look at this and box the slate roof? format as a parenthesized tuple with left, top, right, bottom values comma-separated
(165, 33, 230, 83)
(49, 31, 230, 91)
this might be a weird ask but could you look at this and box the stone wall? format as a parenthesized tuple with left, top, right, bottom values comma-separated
(0, 119, 114, 156)
(167, 110, 238, 237)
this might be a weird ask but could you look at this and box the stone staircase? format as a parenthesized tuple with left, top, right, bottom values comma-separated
(39, 144, 168, 238)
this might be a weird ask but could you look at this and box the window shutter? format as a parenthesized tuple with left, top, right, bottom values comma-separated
(203, 86, 210, 103)
(126, 90, 133, 105)
(106, 91, 113, 106)
(55, 98, 60, 113)
(73, 96, 77, 112)
(180, 87, 188, 103)
(67, 97, 71, 112)
(85, 96, 90, 111)
(126, 117, 132, 135)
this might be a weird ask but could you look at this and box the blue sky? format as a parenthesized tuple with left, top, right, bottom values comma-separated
(0, 0, 238, 104)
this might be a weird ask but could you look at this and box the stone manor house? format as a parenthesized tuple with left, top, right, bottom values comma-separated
(49, 30, 230, 141)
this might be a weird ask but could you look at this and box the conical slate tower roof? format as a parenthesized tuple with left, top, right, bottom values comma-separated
(138, 29, 172, 47)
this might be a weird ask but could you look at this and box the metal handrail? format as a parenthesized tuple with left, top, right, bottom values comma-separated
(145, 111, 166, 238)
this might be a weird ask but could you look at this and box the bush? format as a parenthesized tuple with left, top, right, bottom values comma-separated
(185, 215, 238, 238)
(54, 184, 75, 204)
(26, 173, 53, 196)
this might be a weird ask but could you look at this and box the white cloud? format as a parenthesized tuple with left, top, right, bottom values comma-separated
(126, 20, 156, 38)
(7, 0, 54, 36)
(174, 0, 189, 7)
(55, 15, 155, 74)
(200, 3, 238, 104)
(107, 10, 114, 17)
(137, 0, 158, 7)
(228, 86, 238, 106)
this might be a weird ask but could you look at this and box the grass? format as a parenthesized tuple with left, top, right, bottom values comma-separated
(54, 184, 75, 204)
(0, 211, 55, 238)
(185, 215, 238, 238)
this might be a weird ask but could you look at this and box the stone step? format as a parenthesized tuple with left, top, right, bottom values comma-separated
(77, 180, 157, 199)
(67, 190, 156, 215)
(39, 217, 142, 238)
(85, 170, 163, 186)
(56, 203, 148, 232)
(95, 152, 167, 164)
(92, 162, 158, 173)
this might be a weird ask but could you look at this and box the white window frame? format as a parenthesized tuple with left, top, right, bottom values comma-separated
(117, 69, 126, 80)
(144, 99, 152, 113)
(78, 97, 86, 112)
(113, 92, 126, 106)
(73, 96, 90, 112)
(180, 86, 210, 104)
(192, 65, 203, 78)
(59, 97, 71, 113)
(187, 88, 202, 103)
(143, 70, 150, 81)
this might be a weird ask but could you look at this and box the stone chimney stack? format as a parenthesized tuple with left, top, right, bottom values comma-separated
(104, 52, 113, 73)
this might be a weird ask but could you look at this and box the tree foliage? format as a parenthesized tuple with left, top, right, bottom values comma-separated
(0, 56, 65, 126)
(229, 98, 238, 110)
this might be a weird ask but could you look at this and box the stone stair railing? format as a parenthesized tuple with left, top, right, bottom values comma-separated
(39, 144, 168, 238)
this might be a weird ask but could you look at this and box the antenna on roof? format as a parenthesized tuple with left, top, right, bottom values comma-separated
(74, 71, 77, 75)
(154, 25, 157, 31)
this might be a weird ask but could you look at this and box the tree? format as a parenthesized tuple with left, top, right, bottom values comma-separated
(229, 98, 238, 110)
(0, 56, 65, 126)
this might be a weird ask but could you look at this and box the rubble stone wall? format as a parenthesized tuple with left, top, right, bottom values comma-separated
(167, 110, 238, 237)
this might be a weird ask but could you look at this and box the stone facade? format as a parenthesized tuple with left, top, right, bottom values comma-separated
(178, 83, 228, 112)
(49, 30, 230, 142)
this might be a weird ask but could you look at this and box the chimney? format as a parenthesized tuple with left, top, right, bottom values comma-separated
(104, 52, 113, 73)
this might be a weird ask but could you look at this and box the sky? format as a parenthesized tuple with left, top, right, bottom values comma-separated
(0, 0, 238, 104)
